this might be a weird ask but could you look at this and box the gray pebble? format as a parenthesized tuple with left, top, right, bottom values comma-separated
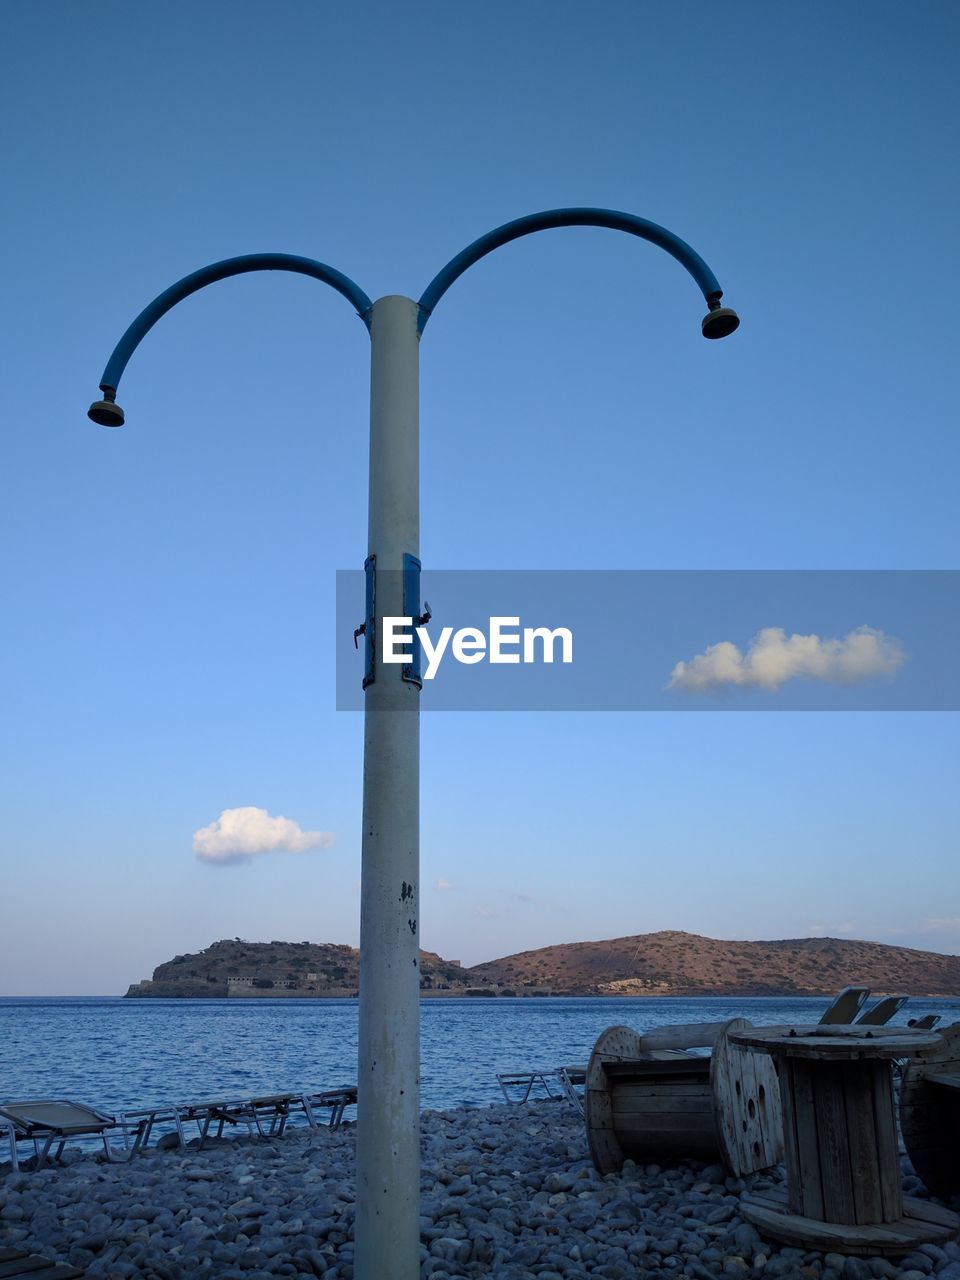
(4, 1097, 958, 1280)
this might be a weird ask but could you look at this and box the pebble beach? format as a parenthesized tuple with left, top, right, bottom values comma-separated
(2, 1099, 959, 1280)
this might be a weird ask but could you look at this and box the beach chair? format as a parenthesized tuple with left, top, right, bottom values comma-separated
(119, 1086, 358, 1151)
(0, 1099, 150, 1173)
(908, 1014, 941, 1030)
(167, 1093, 305, 1149)
(818, 986, 870, 1024)
(856, 994, 908, 1025)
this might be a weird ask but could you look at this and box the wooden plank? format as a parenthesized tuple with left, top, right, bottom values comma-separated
(791, 1058, 825, 1220)
(732, 1025, 941, 1060)
(613, 1099, 713, 1119)
(928, 1072, 960, 1090)
(812, 1061, 857, 1224)
(0, 1260, 59, 1278)
(613, 1082, 712, 1100)
(778, 1057, 802, 1214)
(711, 1018, 783, 1177)
(910, 1196, 960, 1227)
(614, 1125, 719, 1159)
(710, 1018, 749, 1176)
(869, 1059, 902, 1222)
(742, 1187, 960, 1257)
(4, 1269, 84, 1280)
(754, 1054, 784, 1168)
(635, 1022, 729, 1050)
(842, 1060, 884, 1224)
(604, 1059, 709, 1079)
(614, 1108, 713, 1130)
(585, 1025, 643, 1174)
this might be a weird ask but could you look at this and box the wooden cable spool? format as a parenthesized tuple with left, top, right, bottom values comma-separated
(900, 1021, 960, 1199)
(585, 1018, 783, 1177)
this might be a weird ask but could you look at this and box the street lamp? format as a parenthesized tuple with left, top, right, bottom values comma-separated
(87, 208, 738, 1280)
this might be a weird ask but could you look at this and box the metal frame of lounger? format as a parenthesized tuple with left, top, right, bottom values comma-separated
(302, 1086, 357, 1129)
(496, 1069, 568, 1104)
(0, 1100, 150, 1173)
(118, 1086, 358, 1152)
(556, 1066, 587, 1115)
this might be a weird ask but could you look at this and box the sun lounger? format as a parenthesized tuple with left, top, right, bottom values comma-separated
(908, 1014, 941, 1030)
(0, 1099, 150, 1173)
(118, 1086, 358, 1152)
(192, 1087, 358, 1140)
(856, 994, 908, 1024)
(818, 986, 870, 1024)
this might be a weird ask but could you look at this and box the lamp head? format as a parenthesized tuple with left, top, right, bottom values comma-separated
(88, 396, 125, 427)
(701, 304, 740, 340)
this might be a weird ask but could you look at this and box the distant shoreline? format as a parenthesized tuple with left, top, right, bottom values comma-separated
(121, 986, 957, 1000)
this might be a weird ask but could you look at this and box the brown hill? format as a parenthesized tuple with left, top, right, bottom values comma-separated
(466, 930, 960, 996)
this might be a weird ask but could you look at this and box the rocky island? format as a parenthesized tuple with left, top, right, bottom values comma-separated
(125, 931, 960, 998)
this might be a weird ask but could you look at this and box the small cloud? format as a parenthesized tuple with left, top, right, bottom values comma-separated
(921, 917, 960, 932)
(194, 806, 334, 866)
(807, 924, 826, 937)
(669, 626, 905, 693)
(434, 878, 455, 892)
(514, 892, 543, 905)
(473, 905, 497, 919)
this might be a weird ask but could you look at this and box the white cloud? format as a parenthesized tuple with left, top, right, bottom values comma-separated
(193, 806, 334, 866)
(921, 917, 960, 932)
(434, 878, 455, 892)
(473, 905, 497, 919)
(668, 626, 905, 693)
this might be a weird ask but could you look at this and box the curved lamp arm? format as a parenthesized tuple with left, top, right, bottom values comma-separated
(416, 207, 738, 338)
(88, 253, 373, 425)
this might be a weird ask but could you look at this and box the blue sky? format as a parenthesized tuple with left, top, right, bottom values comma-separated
(1, 2, 957, 993)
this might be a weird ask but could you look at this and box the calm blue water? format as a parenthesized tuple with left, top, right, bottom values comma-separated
(2, 996, 958, 1117)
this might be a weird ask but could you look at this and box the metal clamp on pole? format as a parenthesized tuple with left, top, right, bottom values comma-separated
(361, 555, 376, 689)
(402, 553, 424, 688)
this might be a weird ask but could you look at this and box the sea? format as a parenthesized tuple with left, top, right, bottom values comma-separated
(3, 994, 959, 1119)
